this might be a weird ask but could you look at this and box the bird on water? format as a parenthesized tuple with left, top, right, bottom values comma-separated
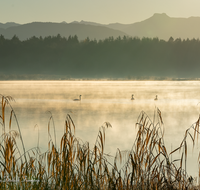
(131, 94, 134, 100)
(73, 95, 82, 101)
(154, 95, 158, 101)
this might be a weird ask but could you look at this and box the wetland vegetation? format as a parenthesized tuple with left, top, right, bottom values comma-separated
(0, 95, 200, 189)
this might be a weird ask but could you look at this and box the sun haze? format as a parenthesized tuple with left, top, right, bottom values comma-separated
(1, 0, 200, 24)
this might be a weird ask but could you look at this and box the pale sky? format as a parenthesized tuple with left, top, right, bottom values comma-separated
(1, 0, 200, 24)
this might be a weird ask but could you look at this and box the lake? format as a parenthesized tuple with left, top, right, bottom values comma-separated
(1, 80, 200, 178)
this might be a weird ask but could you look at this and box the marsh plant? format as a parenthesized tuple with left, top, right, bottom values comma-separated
(0, 95, 199, 189)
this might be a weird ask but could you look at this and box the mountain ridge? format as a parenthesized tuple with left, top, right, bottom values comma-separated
(0, 22, 127, 41)
(2, 13, 200, 40)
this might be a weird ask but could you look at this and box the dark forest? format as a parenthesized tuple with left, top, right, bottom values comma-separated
(1, 34, 200, 80)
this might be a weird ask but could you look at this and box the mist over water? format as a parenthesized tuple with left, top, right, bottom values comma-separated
(1, 80, 200, 177)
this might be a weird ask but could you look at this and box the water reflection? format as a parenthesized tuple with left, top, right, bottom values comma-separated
(1, 80, 200, 177)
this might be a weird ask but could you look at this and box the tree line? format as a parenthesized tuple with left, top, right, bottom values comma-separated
(0, 34, 200, 80)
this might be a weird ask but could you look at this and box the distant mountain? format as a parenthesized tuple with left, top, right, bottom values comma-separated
(67, 13, 200, 40)
(0, 22, 20, 29)
(0, 22, 127, 41)
(71, 20, 104, 27)
(106, 23, 132, 33)
(2, 14, 200, 41)
(107, 13, 200, 40)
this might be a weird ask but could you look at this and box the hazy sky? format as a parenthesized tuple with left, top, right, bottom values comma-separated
(1, 0, 200, 24)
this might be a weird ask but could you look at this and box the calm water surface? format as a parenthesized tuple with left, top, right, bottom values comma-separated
(1, 80, 200, 177)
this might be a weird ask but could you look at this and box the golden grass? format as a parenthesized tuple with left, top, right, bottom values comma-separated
(0, 95, 199, 189)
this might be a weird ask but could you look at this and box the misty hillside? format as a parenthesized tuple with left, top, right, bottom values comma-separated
(107, 13, 200, 40)
(2, 13, 200, 40)
(0, 22, 127, 41)
(58, 14, 200, 40)
(0, 22, 20, 29)
(1, 35, 200, 80)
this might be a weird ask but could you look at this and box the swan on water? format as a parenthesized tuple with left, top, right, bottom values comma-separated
(73, 95, 81, 101)
(131, 94, 134, 100)
(154, 95, 158, 101)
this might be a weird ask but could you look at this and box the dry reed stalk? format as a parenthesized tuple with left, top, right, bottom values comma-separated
(0, 95, 200, 189)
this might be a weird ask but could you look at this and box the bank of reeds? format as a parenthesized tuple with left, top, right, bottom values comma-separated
(0, 95, 199, 189)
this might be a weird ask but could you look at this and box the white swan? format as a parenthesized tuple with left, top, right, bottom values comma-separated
(73, 95, 81, 101)
(154, 95, 158, 101)
(131, 94, 134, 100)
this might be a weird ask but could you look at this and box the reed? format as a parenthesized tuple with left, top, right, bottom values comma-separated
(0, 95, 199, 189)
